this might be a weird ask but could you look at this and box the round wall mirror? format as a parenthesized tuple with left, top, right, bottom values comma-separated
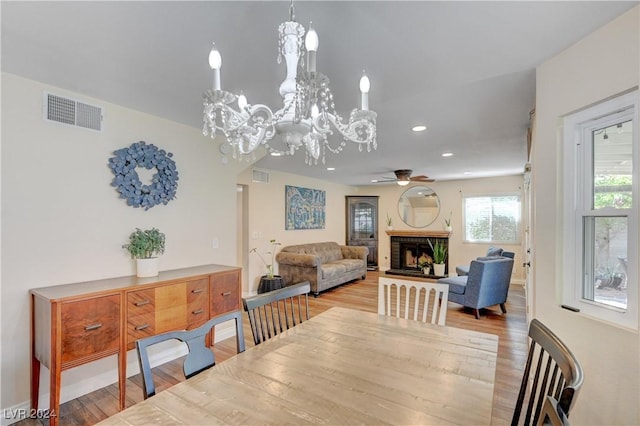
(397, 186, 440, 228)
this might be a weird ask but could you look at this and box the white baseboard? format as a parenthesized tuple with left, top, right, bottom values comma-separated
(2, 322, 236, 426)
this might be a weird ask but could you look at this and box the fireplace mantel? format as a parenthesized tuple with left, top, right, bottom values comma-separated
(386, 230, 451, 238)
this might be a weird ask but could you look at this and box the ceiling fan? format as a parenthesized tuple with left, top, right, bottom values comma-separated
(376, 169, 435, 186)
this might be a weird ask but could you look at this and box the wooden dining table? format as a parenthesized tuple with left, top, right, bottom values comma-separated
(98, 307, 499, 425)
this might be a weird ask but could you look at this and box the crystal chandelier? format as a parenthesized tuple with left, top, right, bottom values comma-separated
(202, 1, 377, 165)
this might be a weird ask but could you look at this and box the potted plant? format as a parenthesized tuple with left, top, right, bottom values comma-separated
(123, 228, 165, 277)
(429, 239, 447, 276)
(418, 253, 433, 275)
(386, 213, 393, 230)
(250, 239, 284, 293)
(444, 211, 452, 232)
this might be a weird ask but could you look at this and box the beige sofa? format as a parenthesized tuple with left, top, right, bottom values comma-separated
(275, 242, 368, 296)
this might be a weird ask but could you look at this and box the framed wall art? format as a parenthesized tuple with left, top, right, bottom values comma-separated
(285, 185, 326, 230)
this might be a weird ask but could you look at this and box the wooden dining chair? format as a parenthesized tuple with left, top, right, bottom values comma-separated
(242, 281, 310, 345)
(136, 310, 245, 399)
(537, 395, 570, 426)
(512, 319, 583, 426)
(378, 277, 449, 325)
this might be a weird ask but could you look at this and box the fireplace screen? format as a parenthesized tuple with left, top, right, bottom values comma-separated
(400, 243, 433, 270)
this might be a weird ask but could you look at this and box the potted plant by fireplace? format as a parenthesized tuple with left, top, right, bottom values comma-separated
(430, 240, 447, 277)
(123, 228, 165, 277)
(250, 239, 284, 293)
(418, 253, 433, 275)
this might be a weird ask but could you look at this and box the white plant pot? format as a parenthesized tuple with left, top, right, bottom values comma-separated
(433, 263, 446, 277)
(445, 226, 452, 232)
(136, 257, 159, 278)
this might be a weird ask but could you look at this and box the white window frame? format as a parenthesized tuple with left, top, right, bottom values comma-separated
(462, 193, 521, 244)
(562, 90, 639, 330)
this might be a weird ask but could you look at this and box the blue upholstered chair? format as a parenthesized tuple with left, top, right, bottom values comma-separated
(455, 246, 515, 276)
(438, 257, 514, 319)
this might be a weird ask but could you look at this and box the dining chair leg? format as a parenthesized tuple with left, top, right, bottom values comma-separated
(500, 303, 507, 313)
(475, 309, 481, 319)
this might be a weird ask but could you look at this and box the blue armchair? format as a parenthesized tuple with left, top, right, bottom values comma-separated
(455, 246, 515, 276)
(438, 257, 514, 319)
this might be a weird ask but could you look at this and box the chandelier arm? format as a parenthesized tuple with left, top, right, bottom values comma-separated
(313, 110, 377, 145)
(225, 104, 277, 154)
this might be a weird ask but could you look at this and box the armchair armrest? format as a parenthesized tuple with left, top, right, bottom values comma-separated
(275, 252, 320, 268)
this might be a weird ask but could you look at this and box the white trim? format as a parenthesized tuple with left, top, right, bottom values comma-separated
(562, 90, 639, 330)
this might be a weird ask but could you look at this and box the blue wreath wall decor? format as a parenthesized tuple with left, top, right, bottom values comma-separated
(108, 141, 179, 210)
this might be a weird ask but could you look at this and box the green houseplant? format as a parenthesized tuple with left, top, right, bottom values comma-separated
(250, 239, 281, 279)
(250, 239, 284, 293)
(123, 228, 165, 277)
(443, 211, 452, 231)
(429, 239, 448, 276)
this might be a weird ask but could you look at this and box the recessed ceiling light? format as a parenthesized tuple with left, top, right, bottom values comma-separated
(411, 125, 427, 132)
(371, 179, 379, 183)
(327, 167, 335, 171)
(270, 151, 283, 156)
(463, 171, 472, 175)
(442, 152, 453, 157)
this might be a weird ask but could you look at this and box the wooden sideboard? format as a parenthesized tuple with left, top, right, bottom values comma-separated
(30, 264, 241, 426)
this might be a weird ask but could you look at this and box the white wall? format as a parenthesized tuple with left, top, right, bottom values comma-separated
(1, 73, 243, 411)
(534, 7, 639, 425)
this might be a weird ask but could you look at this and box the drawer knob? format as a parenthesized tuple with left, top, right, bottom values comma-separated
(84, 323, 103, 331)
(192, 308, 204, 315)
(135, 324, 150, 331)
(191, 288, 204, 294)
(134, 300, 150, 307)
(221, 291, 231, 296)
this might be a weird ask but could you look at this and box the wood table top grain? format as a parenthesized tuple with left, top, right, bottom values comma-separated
(98, 307, 499, 425)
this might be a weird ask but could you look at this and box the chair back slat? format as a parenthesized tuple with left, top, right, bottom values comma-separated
(242, 281, 311, 345)
(378, 277, 448, 326)
(135, 309, 245, 399)
(512, 319, 584, 426)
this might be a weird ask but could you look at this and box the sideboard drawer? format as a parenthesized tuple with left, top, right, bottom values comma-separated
(61, 294, 120, 365)
(127, 313, 156, 344)
(128, 289, 156, 315)
(211, 271, 240, 315)
(187, 279, 209, 326)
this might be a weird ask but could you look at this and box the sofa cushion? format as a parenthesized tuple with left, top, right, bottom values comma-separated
(438, 276, 468, 295)
(333, 258, 364, 272)
(321, 263, 347, 280)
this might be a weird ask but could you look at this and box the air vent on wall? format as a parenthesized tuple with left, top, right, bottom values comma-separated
(43, 92, 103, 131)
(252, 169, 270, 184)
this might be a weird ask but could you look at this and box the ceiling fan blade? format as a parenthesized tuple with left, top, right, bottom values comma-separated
(410, 175, 435, 182)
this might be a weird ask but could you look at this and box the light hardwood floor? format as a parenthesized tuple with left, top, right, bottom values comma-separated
(21, 271, 528, 426)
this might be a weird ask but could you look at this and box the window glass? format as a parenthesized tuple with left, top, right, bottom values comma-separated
(463, 195, 520, 243)
(583, 216, 628, 309)
(593, 120, 633, 210)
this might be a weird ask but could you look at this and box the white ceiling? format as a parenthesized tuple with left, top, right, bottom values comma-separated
(2, 1, 637, 186)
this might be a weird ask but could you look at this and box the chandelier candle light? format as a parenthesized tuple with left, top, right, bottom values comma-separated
(202, 1, 377, 165)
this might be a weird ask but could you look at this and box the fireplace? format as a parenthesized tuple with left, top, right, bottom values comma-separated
(386, 230, 450, 278)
